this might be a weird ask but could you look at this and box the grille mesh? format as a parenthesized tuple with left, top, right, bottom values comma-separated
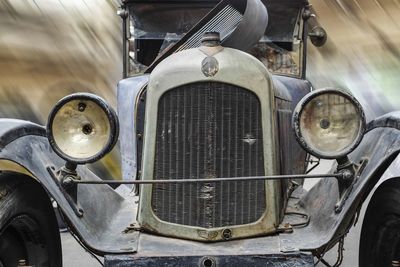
(152, 82, 266, 228)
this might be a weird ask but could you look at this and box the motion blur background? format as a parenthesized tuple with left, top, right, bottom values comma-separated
(1, 0, 399, 266)
(1, 0, 400, 177)
(0, 0, 122, 178)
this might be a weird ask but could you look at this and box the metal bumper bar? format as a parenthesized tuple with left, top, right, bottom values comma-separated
(71, 173, 342, 185)
(104, 253, 315, 267)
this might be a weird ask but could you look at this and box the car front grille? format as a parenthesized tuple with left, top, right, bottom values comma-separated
(152, 82, 266, 228)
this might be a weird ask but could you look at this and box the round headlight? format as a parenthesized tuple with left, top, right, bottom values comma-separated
(47, 93, 119, 164)
(292, 88, 366, 159)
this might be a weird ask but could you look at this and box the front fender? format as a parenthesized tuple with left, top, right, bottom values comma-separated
(279, 112, 400, 251)
(3, 111, 400, 255)
(350, 111, 400, 204)
(0, 119, 138, 255)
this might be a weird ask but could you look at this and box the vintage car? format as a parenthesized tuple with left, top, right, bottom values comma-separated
(0, 0, 399, 266)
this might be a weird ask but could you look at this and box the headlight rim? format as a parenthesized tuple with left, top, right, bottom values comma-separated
(46, 92, 119, 164)
(292, 88, 366, 159)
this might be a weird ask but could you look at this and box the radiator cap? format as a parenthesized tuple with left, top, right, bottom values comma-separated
(201, 32, 221, 47)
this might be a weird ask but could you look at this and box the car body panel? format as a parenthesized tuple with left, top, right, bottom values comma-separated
(2, 0, 400, 264)
(0, 112, 400, 258)
(104, 253, 315, 267)
(0, 119, 138, 255)
(138, 46, 280, 241)
(118, 75, 149, 185)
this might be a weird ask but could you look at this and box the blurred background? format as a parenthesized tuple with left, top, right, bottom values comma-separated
(0, 0, 122, 178)
(308, 0, 400, 121)
(1, 0, 399, 266)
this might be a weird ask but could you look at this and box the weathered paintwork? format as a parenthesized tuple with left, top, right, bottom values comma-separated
(0, 98, 400, 263)
(138, 44, 280, 241)
(118, 75, 149, 185)
(104, 253, 315, 267)
(2, 0, 400, 265)
(0, 119, 138, 255)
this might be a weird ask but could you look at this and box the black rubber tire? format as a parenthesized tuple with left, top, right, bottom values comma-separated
(0, 173, 62, 267)
(359, 179, 400, 267)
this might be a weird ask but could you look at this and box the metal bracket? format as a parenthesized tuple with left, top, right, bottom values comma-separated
(305, 156, 320, 174)
(334, 157, 369, 213)
(47, 165, 84, 217)
(277, 223, 293, 234)
(280, 237, 300, 253)
(123, 222, 141, 234)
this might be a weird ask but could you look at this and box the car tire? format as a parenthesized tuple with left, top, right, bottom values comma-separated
(359, 179, 400, 267)
(0, 173, 62, 267)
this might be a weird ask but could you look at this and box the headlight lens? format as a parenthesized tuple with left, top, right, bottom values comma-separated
(293, 89, 365, 159)
(47, 93, 119, 164)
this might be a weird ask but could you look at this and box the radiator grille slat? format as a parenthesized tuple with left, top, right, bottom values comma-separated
(152, 82, 266, 228)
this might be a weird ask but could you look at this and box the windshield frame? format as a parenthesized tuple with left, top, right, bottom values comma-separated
(122, 2, 307, 79)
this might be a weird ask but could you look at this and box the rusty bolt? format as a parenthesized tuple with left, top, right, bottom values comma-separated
(222, 229, 232, 240)
(340, 169, 353, 181)
(62, 176, 75, 189)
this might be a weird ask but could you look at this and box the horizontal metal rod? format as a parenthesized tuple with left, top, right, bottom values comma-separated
(72, 173, 342, 185)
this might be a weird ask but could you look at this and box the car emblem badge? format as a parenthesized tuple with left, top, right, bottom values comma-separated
(201, 56, 219, 77)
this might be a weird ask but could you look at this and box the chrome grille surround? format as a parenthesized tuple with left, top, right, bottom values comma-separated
(138, 46, 280, 241)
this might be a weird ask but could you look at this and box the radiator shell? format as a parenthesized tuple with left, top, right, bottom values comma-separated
(138, 45, 280, 241)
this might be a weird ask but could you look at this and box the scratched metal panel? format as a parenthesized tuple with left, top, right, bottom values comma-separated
(104, 253, 315, 267)
(275, 96, 308, 218)
(151, 82, 266, 228)
(276, 97, 307, 175)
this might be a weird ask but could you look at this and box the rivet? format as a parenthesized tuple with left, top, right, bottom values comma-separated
(222, 229, 232, 240)
(78, 102, 86, 112)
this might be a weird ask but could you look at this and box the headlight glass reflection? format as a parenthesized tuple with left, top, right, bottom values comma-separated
(52, 99, 111, 160)
(47, 93, 119, 164)
(295, 89, 365, 159)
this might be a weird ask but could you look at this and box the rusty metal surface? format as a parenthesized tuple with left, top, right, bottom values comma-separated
(125, 113, 400, 254)
(137, 44, 281, 242)
(279, 116, 400, 251)
(136, 231, 280, 256)
(104, 253, 315, 267)
(1, 111, 400, 259)
(0, 119, 138, 255)
(1, 2, 400, 262)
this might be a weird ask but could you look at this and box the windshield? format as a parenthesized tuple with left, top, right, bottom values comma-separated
(126, 2, 303, 78)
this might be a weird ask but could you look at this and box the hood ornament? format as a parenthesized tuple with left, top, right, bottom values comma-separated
(201, 56, 219, 77)
(201, 32, 220, 77)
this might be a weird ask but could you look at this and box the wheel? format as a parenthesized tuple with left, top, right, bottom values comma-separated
(0, 173, 62, 267)
(359, 179, 400, 267)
